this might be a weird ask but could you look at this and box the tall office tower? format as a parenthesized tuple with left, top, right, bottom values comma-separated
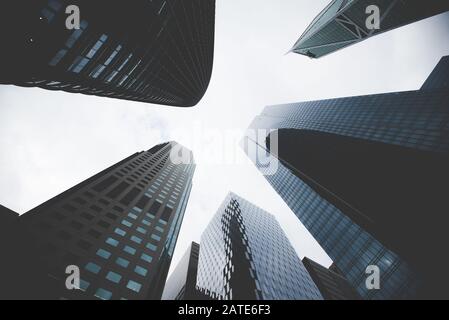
(243, 56, 449, 299)
(12, 142, 195, 300)
(0, 205, 20, 299)
(302, 257, 361, 300)
(162, 242, 214, 300)
(196, 192, 323, 300)
(162, 242, 200, 300)
(0, 0, 215, 106)
(291, 0, 449, 58)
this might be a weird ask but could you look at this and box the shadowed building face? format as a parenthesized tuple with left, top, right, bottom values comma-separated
(10, 142, 195, 300)
(0, 0, 216, 106)
(291, 0, 449, 58)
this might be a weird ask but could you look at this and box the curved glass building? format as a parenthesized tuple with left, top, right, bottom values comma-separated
(0, 0, 216, 106)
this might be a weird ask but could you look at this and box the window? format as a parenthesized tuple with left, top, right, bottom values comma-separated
(80, 212, 94, 220)
(148, 202, 161, 216)
(131, 236, 142, 244)
(136, 227, 146, 234)
(50, 211, 66, 221)
(99, 199, 109, 206)
(69, 220, 83, 230)
(91, 44, 122, 78)
(57, 230, 71, 241)
(146, 243, 157, 252)
(49, 49, 68, 66)
(77, 240, 92, 250)
(93, 176, 118, 192)
(128, 213, 138, 220)
(151, 234, 161, 242)
(122, 220, 133, 228)
(142, 219, 151, 226)
(124, 246, 136, 255)
(114, 228, 126, 237)
(107, 182, 130, 199)
(96, 249, 111, 259)
(113, 206, 124, 213)
(127, 280, 142, 293)
(79, 279, 90, 291)
(120, 187, 140, 206)
(146, 213, 155, 220)
(85, 262, 101, 274)
(116, 257, 130, 268)
(155, 226, 164, 233)
(86, 34, 108, 59)
(106, 271, 122, 284)
(105, 45, 122, 65)
(134, 266, 148, 277)
(106, 237, 119, 247)
(97, 220, 110, 229)
(141, 253, 152, 263)
(70, 56, 90, 73)
(90, 205, 102, 213)
(106, 212, 118, 221)
(136, 195, 151, 210)
(88, 229, 101, 239)
(95, 288, 112, 300)
(62, 252, 79, 265)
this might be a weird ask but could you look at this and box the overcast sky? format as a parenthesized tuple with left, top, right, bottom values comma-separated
(1, 1, 449, 274)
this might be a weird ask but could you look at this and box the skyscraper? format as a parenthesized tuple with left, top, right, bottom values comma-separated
(291, 0, 449, 58)
(196, 192, 323, 300)
(5, 141, 195, 300)
(243, 56, 449, 299)
(302, 257, 361, 300)
(0, 0, 216, 106)
(162, 242, 208, 300)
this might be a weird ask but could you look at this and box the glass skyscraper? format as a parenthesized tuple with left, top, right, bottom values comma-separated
(4, 141, 195, 300)
(291, 0, 449, 58)
(196, 192, 323, 300)
(0, 0, 216, 106)
(243, 56, 449, 299)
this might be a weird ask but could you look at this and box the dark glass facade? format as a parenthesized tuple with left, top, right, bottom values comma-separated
(5, 141, 195, 300)
(291, 0, 449, 58)
(302, 257, 361, 300)
(243, 56, 449, 299)
(196, 192, 323, 300)
(0, 0, 215, 106)
(421, 56, 449, 90)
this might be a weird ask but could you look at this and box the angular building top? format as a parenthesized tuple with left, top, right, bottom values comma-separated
(13, 141, 195, 300)
(291, 0, 449, 58)
(0, 0, 216, 106)
(421, 55, 449, 90)
(196, 192, 323, 300)
(162, 242, 205, 300)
